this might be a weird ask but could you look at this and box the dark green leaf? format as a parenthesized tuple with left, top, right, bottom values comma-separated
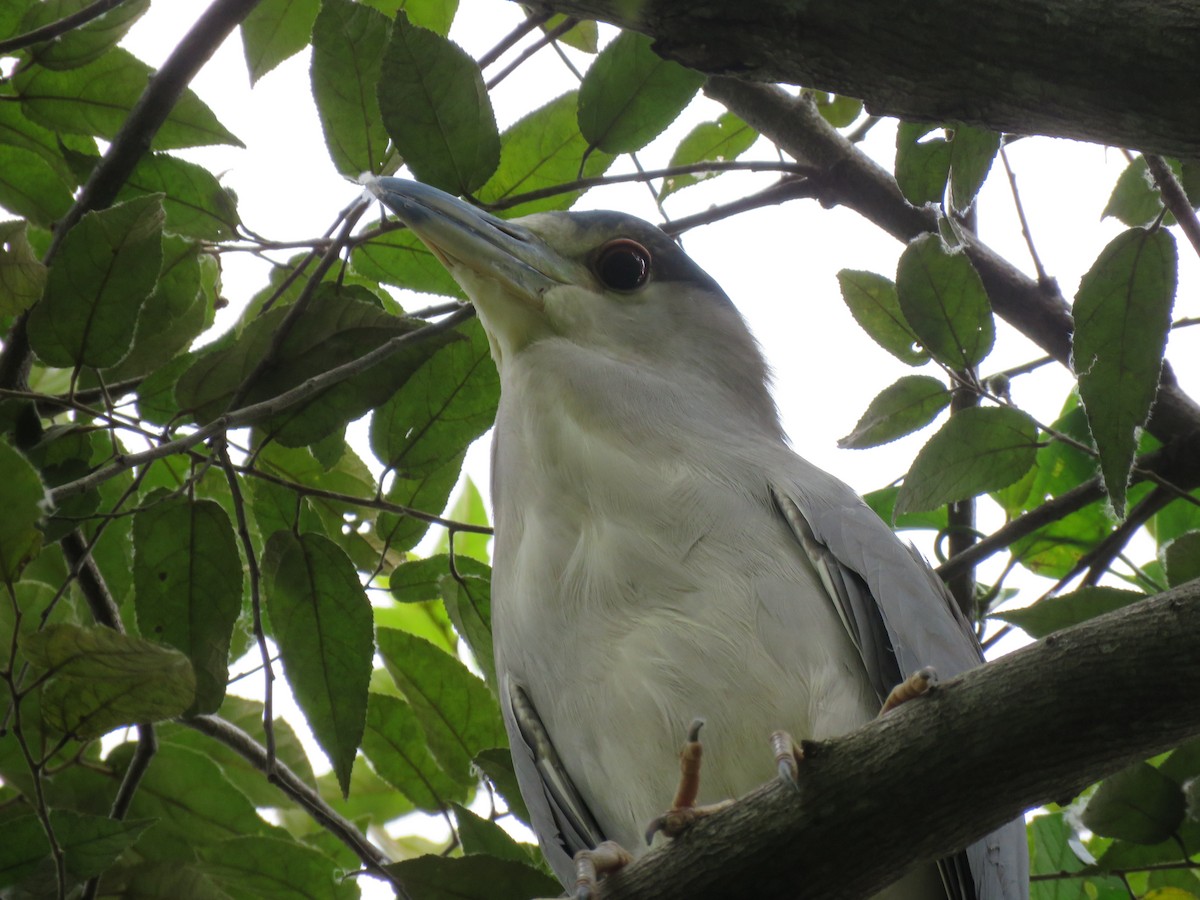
(477, 91, 615, 215)
(896, 233, 994, 369)
(453, 803, 533, 863)
(382, 854, 560, 900)
(239, 0, 320, 85)
(18, 0, 149, 70)
(949, 124, 1000, 212)
(0, 439, 45, 580)
(1082, 763, 1186, 844)
(378, 14, 499, 194)
(362, 692, 466, 811)
(838, 374, 950, 449)
(377, 626, 506, 785)
(377, 450, 466, 553)
(120, 152, 241, 241)
(0, 221, 48, 316)
(27, 194, 165, 368)
(21, 623, 195, 738)
(473, 747, 531, 825)
(389, 553, 488, 604)
(836, 269, 927, 365)
(0, 146, 74, 227)
(577, 31, 704, 154)
(895, 122, 951, 206)
(370, 316, 497, 476)
(863, 485, 949, 532)
(896, 406, 1038, 514)
(659, 112, 757, 199)
(133, 496, 243, 715)
(264, 531, 373, 796)
(175, 288, 454, 447)
(1162, 531, 1200, 588)
(439, 571, 493, 684)
(1073, 227, 1177, 517)
(198, 835, 356, 899)
(311, 0, 392, 177)
(0, 810, 151, 890)
(15, 47, 242, 148)
(993, 587, 1142, 639)
(351, 227, 465, 296)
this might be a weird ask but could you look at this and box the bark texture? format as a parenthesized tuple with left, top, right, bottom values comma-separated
(526, 0, 1200, 157)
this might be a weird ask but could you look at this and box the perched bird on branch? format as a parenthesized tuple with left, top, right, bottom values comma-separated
(366, 176, 1029, 900)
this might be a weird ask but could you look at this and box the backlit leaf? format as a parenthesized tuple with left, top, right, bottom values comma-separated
(839, 374, 950, 449)
(897, 233, 994, 369)
(837, 269, 927, 365)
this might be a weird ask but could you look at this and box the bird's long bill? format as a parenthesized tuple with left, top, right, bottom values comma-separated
(364, 177, 571, 307)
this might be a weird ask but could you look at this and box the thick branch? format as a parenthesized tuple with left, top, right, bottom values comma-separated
(524, 0, 1200, 158)
(601, 582, 1200, 900)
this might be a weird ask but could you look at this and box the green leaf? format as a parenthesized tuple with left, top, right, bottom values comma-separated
(0, 146, 74, 227)
(1082, 763, 1187, 844)
(21, 623, 195, 738)
(15, 47, 242, 149)
(378, 13, 499, 194)
(363, 0, 459, 34)
(949, 124, 1000, 212)
(0, 810, 152, 890)
(811, 91, 863, 128)
(351, 227, 465, 296)
(370, 316, 498, 476)
(472, 747, 531, 825)
(119, 152, 241, 241)
(0, 439, 45, 581)
(27, 194, 165, 369)
(477, 91, 615, 215)
(1162, 531, 1200, 588)
(382, 854, 560, 900)
(18, 0, 149, 70)
(659, 112, 757, 199)
(895, 122, 951, 206)
(377, 627, 506, 784)
(436, 477, 489, 561)
(837, 269, 927, 365)
(577, 31, 704, 154)
(863, 485, 949, 532)
(0, 213, 58, 316)
(239, 0, 320, 85)
(838, 374, 951, 449)
(993, 587, 1143, 639)
(439, 571, 493, 684)
(264, 531, 372, 796)
(453, 803, 532, 862)
(311, 0, 392, 178)
(896, 233, 994, 369)
(377, 451, 467, 552)
(389, 553, 488, 604)
(198, 835, 356, 899)
(1102, 156, 1185, 227)
(1073, 227, 1177, 517)
(896, 406, 1038, 514)
(541, 13, 596, 51)
(133, 496, 243, 715)
(175, 287, 454, 447)
(0, 101, 83, 182)
(362, 692, 466, 811)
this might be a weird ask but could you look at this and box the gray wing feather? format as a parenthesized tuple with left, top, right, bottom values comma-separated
(771, 471, 1029, 900)
(502, 677, 604, 886)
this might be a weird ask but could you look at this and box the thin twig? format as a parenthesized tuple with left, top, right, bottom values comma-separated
(0, 0, 130, 54)
(476, 10, 550, 69)
(1145, 154, 1200, 260)
(485, 16, 578, 89)
(999, 143, 1051, 285)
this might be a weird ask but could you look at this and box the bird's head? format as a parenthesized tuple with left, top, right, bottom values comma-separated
(365, 177, 780, 434)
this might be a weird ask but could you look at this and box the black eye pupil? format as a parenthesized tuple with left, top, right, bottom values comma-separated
(596, 240, 651, 291)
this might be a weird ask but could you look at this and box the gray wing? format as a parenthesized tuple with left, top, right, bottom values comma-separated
(770, 473, 1029, 900)
(501, 676, 604, 887)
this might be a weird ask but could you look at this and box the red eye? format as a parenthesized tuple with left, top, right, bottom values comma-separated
(595, 239, 651, 291)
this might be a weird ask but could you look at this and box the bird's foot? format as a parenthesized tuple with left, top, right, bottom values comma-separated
(770, 729, 805, 787)
(573, 841, 632, 900)
(880, 665, 938, 715)
(644, 719, 734, 842)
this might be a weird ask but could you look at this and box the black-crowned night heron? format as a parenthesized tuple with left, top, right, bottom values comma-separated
(366, 177, 1029, 900)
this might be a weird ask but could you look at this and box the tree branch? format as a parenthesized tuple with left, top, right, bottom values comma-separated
(522, 0, 1200, 158)
(600, 582, 1200, 900)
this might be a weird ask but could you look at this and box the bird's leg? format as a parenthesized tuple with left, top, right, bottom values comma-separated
(880, 665, 938, 714)
(644, 719, 735, 842)
(573, 841, 632, 900)
(771, 729, 806, 785)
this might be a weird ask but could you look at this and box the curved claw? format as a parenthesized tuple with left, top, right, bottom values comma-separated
(771, 730, 803, 791)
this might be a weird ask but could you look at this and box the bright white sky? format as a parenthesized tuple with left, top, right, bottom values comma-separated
(116, 2, 1200, 894)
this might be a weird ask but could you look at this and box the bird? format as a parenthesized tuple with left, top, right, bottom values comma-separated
(365, 175, 1030, 900)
